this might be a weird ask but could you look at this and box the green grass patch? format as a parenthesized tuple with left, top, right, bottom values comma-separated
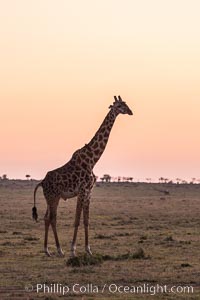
(114, 248, 147, 260)
(94, 234, 114, 239)
(66, 253, 103, 267)
(164, 235, 174, 242)
(181, 263, 192, 268)
(66, 248, 148, 267)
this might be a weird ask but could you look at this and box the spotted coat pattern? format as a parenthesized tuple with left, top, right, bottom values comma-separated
(33, 96, 133, 257)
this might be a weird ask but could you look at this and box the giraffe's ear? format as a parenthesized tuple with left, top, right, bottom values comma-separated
(109, 105, 113, 109)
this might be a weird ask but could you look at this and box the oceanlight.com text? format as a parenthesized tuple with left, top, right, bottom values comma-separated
(25, 283, 194, 296)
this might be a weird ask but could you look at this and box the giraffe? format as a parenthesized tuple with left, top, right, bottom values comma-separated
(32, 95, 133, 257)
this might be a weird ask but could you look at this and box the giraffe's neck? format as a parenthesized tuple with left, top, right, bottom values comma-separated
(70, 109, 118, 170)
(80, 109, 118, 169)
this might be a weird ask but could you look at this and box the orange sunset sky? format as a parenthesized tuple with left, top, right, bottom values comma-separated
(0, 0, 200, 181)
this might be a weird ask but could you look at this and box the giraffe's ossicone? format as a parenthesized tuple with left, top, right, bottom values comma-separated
(32, 95, 133, 257)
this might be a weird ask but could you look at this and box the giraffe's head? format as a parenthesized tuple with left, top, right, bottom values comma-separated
(109, 95, 133, 115)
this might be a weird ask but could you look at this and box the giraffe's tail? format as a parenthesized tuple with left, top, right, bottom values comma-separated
(32, 181, 43, 222)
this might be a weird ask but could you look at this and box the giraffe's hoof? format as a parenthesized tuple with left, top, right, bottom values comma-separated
(70, 244, 76, 257)
(57, 248, 65, 257)
(85, 246, 92, 256)
(44, 249, 51, 257)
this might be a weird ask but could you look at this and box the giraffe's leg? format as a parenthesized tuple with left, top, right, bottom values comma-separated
(71, 197, 83, 257)
(44, 207, 51, 257)
(49, 202, 64, 257)
(83, 193, 92, 256)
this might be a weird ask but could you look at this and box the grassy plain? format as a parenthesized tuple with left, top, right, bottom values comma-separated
(0, 181, 199, 299)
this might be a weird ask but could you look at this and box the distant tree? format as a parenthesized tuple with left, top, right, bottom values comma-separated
(122, 176, 132, 182)
(117, 176, 121, 182)
(100, 174, 111, 183)
(146, 178, 151, 183)
(191, 178, 196, 184)
(176, 178, 181, 184)
(2, 174, 8, 180)
(103, 174, 111, 183)
(168, 180, 174, 184)
(181, 180, 188, 184)
(159, 177, 164, 184)
(26, 174, 31, 180)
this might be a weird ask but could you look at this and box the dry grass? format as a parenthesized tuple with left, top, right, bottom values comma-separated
(0, 180, 199, 299)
